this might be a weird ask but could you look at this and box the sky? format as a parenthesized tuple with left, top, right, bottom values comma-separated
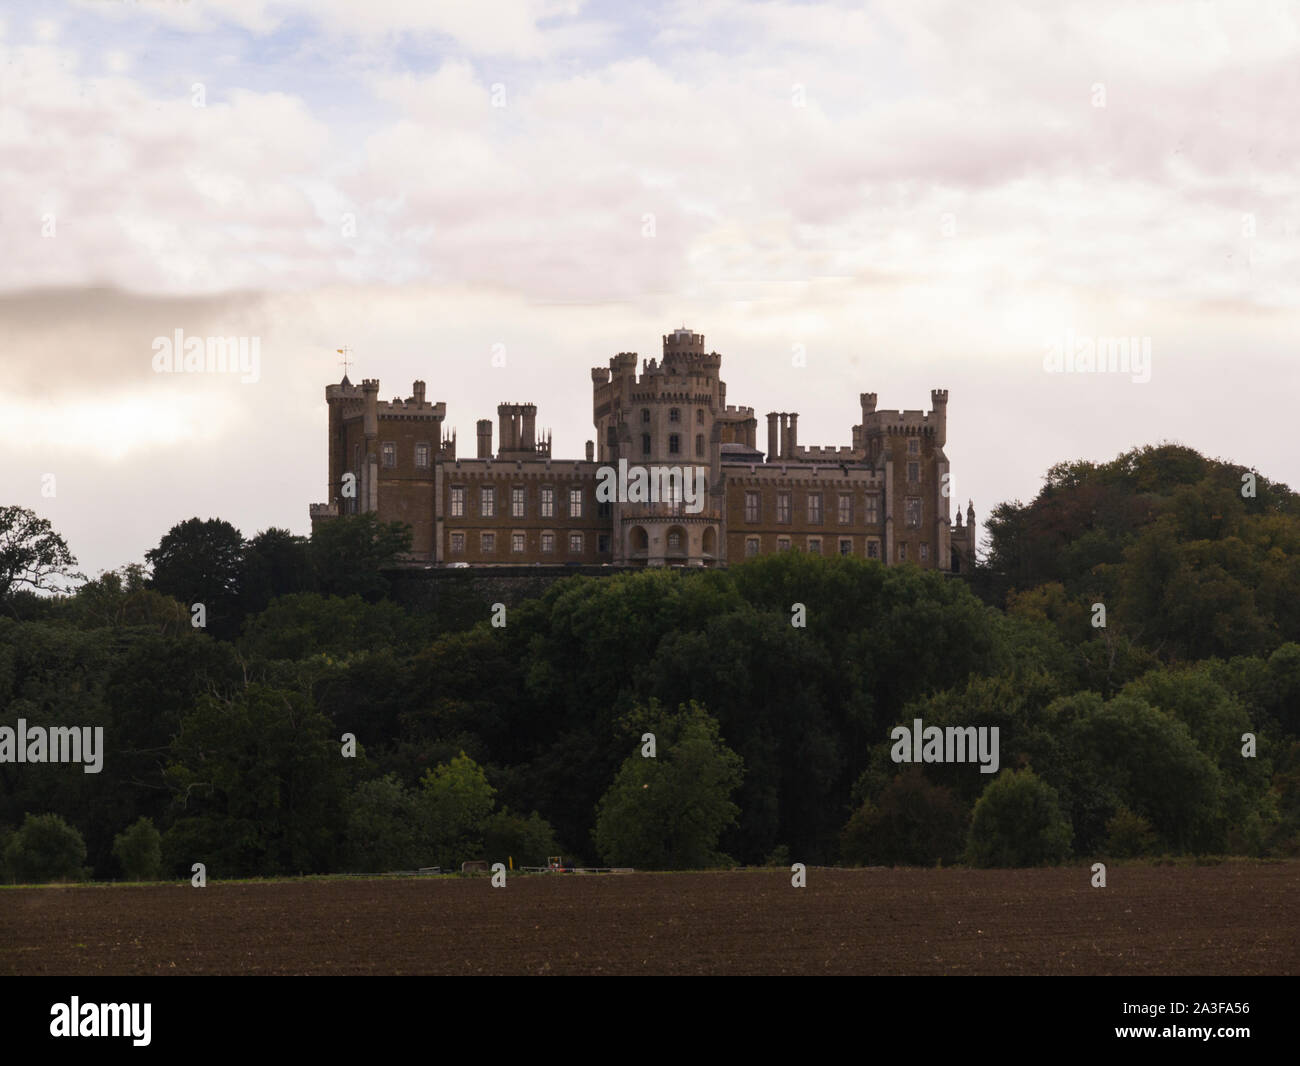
(2, 0, 1298, 578)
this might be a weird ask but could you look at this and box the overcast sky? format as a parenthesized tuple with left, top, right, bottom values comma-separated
(2, 0, 1298, 578)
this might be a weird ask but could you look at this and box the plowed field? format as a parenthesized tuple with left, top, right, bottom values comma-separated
(3, 863, 1297, 975)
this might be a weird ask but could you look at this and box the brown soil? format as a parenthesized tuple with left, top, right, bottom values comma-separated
(3, 863, 1297, 976)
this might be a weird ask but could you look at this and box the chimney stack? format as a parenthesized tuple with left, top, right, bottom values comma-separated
(412, 380, 426, 404)
(585, 440, 595, 461)
(498, 404, 516, 452)
(788, 412, 798, 457)
(766, 412, 779, 462)
(477, 419, 493, 459)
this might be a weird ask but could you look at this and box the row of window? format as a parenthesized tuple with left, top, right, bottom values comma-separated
(644, 408, 705, 424)
(744, 492, 924, 528)
(376, 442, 432, 469)
(451, 485, 594, 519)
(368, 434, 917, 470)
(450, 531, 611, 555)
(745, 537, 930, 562)
(641, 433, 705, 456)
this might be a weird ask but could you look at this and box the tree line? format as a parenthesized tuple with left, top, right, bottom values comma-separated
(1, 441, 1298, 880)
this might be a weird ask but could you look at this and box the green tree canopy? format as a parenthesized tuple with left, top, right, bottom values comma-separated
(593, 700, 744, 869)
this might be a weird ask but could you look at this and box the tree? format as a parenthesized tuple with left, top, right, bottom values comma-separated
(481, 808, 558, 867)
(840, 769, 967, 866)
(593, 701, 744, 869)
(239, 527, 311, 617)
(309, 513, 412, 600)
(418, 753, 496, 869)
(145, 518, 245, 638)
(343, 775, 423, 872)
(73, 564, 189, 634)
(4, 812, 88, 883)
(0, 506, 78, 610)
(967, 770, 1072, 867)
(112, 817, 162, 880)
(163, 685, 352, 876)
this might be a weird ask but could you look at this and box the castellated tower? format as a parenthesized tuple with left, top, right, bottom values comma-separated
(591, 328, 731, 565)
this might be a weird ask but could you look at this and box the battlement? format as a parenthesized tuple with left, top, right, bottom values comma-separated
(795, 445, 860, 460)
(309, 502, 338, 518)
(662, 328, 705, 355)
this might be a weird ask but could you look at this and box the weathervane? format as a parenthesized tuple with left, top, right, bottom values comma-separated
(336, 346, 353, 377)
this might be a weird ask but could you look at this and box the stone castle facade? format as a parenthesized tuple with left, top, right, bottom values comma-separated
(309, 329, 977, 571)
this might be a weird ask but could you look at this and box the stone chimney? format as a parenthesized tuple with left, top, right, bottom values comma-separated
(498, 404, 516, 452)
(788, 412, 798, 456)
(477, 419, 493, 459)
(412, 380, 426, 404)
(766, 412, 779, 462)
(585, 440, 595, 461)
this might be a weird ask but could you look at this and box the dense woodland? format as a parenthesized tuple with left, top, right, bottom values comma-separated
(2, 442, 1299, 881)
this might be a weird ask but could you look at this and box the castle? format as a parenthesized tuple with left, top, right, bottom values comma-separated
(309, 329, 976, 571)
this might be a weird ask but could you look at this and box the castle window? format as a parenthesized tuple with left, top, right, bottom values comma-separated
(512, 533, 525, 553)
(569, 532, 583, 553)
(598, 534, 610, 554)
(808, 538, 821, 555)
(899, 542, 908, 561)
(481, 486, 495, 517)
(697, 409, 704, 424)
(839, 538, 853, 556)
(512, 487, 526, 518)
(908, 461, 920, 483)
(777, 493, 791, 524)
(838, 494, 852, 524)
(777, 537, 791, 551)
(541, 487, 554, 518)
(867, 539, 880, 559)
(905, 497, 921, 529)
(865, 494, 880, 524)
(808, 493, 822, 524)
(745, 537, 759, 557)
(415, 442, 431, 468)
(451, 533, 464, 554)
(668, 531, 682, 550)
(695, 434, 705, 457)
(451, 486, 465, 517)
(642, 433, 651, 455)
(668, 434, 680, 454)
(541, 532, 555, 554)
(382, 442, 396, 468)
(642, 409, 650, 423)
(745, 492, 760, 523)
(670, 408, 681, 422)
(597, 500, 612, 518)
(920, 543, 930, 562)
(569, 487, 583, 517)
(481, 532, 496, 553)
(909, 437, 920, 456)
